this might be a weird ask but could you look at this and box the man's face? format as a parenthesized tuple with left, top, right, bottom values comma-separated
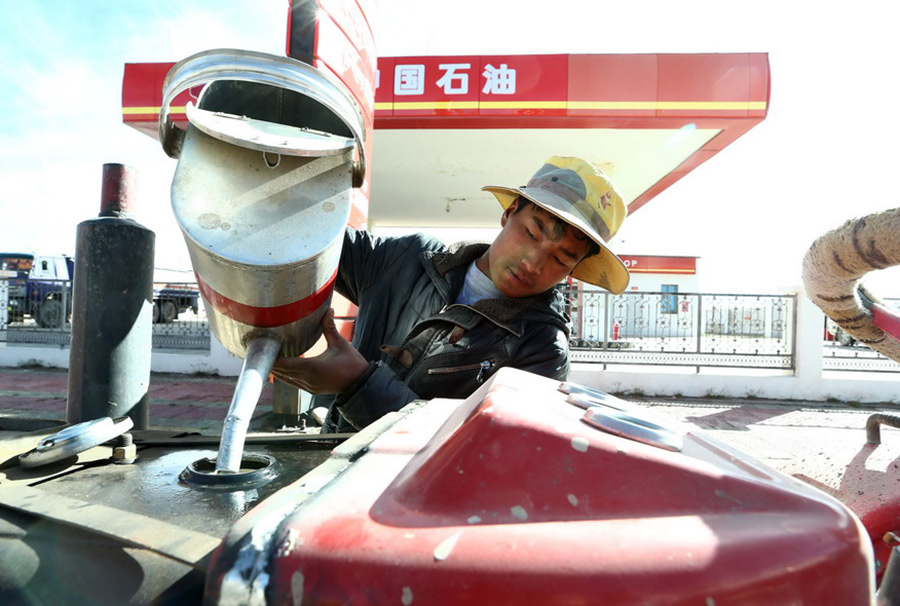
(479, 198, 594, 298)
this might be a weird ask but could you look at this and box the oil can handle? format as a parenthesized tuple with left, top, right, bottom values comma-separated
(158, 48, 367, 186)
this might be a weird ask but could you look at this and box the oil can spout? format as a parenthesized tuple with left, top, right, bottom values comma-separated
(215, 336, 282, 473)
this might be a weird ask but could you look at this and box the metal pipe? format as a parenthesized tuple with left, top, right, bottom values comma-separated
(866, 413, 900, 445)
(215, 336, 282, 472)
(67, 163, 155, 429)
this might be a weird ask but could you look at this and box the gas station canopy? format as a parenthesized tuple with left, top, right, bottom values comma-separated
(122, 52, 769, 229)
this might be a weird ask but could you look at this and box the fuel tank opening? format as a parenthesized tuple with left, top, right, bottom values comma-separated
(180, 453, 280, 490)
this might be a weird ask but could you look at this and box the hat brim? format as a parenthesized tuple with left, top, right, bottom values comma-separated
(482, 185, 630, 294)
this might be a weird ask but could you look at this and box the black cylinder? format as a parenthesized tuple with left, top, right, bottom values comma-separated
(67, 164, 155, 429)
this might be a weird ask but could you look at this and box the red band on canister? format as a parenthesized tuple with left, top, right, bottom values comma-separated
(196, 269, 337, 328)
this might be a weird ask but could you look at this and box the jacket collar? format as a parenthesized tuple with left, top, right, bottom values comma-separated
(430, 240, 489, 276)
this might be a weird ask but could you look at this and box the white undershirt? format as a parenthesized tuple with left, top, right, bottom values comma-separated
(455, 261, 503, 305)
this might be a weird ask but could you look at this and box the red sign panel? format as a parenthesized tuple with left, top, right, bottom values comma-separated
(122, 52, 768, 215)
(619, 255, 697, 275)
(375, 55, 569, 118)
(373, 53, 767, 123)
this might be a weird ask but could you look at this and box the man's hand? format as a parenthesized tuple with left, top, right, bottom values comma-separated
(270, 308, 369, 394)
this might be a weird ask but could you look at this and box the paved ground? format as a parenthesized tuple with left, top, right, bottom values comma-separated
(5, 363, 900, 513)
(3, 364, 898, 442)
(4, 363, 900, 458)
(0, 365, 275, 433)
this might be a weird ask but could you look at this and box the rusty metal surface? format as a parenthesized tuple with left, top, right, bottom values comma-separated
(0, 410, 334, 603)
(0, 431, 332, 536)
(0, 484, 221, 568)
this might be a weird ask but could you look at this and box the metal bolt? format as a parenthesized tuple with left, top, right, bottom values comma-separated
(884, 531, 900, 547)
(111, 432, 137, 465)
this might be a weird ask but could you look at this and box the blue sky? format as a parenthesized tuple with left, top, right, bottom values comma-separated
(0, 0, 285, 269)
(2, 1, 900, 294)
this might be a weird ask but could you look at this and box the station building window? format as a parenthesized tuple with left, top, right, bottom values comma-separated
(661, 284, 678, 314)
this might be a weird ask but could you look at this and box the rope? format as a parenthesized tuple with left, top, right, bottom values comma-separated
(802, 207, 900, 362)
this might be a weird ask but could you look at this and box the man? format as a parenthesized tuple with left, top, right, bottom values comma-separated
(271, 156, 629, 433)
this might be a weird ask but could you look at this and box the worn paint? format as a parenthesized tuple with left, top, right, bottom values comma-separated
(402, 586, 414, 605)
(567, 494, 579, 507)
(276, 529, 300, 558)
(434, 532, 461, 561)
(292, 571, 304, 606)
(571, 437, 589, 453)
(511, 506, 528, 521)
(218, 501, 298, 606)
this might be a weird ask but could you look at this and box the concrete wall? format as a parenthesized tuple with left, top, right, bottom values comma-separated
(2, 290, 898, 404)
(0, 336, 243, 377)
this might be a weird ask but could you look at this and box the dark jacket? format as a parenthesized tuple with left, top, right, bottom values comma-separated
(317, 228, 571, 432)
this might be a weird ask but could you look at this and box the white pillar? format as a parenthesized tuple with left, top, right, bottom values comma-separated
(793, 291, 824, 400)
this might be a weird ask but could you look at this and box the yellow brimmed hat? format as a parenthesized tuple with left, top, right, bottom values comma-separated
(482, 156, 630, 294)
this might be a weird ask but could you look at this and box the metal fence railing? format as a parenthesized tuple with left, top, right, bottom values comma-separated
(0, 278, 73, 347)
(0, 278, 209, 351)
(4, 277, 900, 375)
(821, 297, 900, 373)
(562, 289, 796, 371)
(150, 307, 211, 351)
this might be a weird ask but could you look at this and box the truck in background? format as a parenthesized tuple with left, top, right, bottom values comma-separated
(152, 284, 200, 323)
(0, 253, 73, 327)
(0, 253, 33, 323)
(0, 253, 200, 326)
